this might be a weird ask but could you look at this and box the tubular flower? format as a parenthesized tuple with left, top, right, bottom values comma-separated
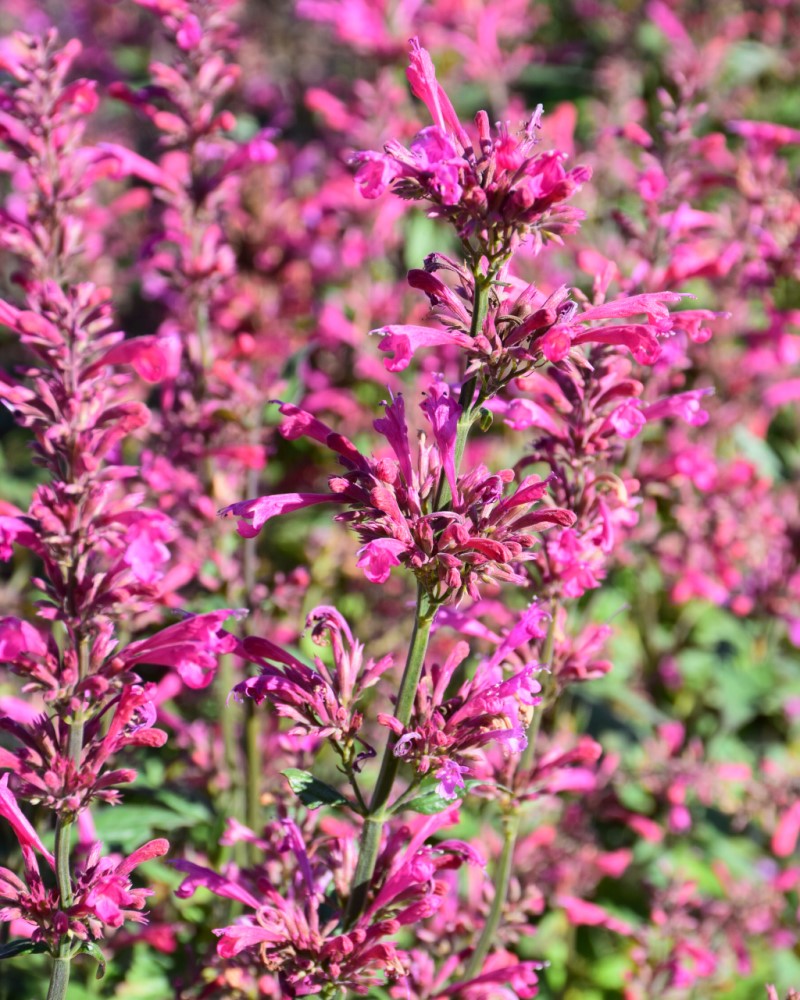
(0, 770, 168, 947)
(352, 38, 590, 255)
(0, 684, 166, 817)
(233, 606, 393, 766)
(375, 257, 691, 386)
(379, 640, 541, 798)
(220, 394, 574, 602)
(174, 813, 480, 997)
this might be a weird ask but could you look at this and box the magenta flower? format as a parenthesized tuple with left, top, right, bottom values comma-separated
(373, 255, 688, 381)
(234, 606, 393, 764)
(0, 770, 167, 947)
(117, 609, 241, 688)
(0, 683, 166, 816)
(221, 396, 574, 602)
(72, 838, 169, 934)
(0, 773, 54, 866)
(174, 812, 479, 997)
(434, 760, 471, 800)
(379, 640, 540, 795)
(352, 39, 589, 253)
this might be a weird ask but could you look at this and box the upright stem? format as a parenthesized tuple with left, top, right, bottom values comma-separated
(48, 639, 89, 1000)
(46, 958, 71, 1000)
(368, 590, 435, 812)
(465, 808, 521, 979)
(242, 461, 262, 856)
(465, 606, 558, 979)
(517, 605, 557, 777)
(345, 259, 494, 928)
(345, 586, 435, 925)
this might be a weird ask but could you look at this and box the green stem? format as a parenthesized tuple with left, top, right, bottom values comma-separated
(242, 462, 262, 858)
(342, 756, 368, 815)
(437, 270, 491, 510)
(244, 697, 261, 838)
(48, 637, 88, 1000)
(46, 957, 71, 1000)
(54, 818, 73, 909)
(217, 651, 245, 863)
(466, 605, 559, 977)
(465, 809, 520, 979)
(344, 587, 435, 925)
(517, 606, 557, 777)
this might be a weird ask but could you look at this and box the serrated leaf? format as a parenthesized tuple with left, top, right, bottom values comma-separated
(282, 769, 349, 810)
(0, 938, 48, 960)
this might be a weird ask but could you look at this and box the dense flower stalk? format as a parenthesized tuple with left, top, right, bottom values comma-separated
(0, 3, 796, 997)
(0, 29, 236, 996)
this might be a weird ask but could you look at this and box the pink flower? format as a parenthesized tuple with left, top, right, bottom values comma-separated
(79, 839, 169, 928)
(373, 324, 472, 372)
(118, 610, 240, 688)
(406, 38, 469, 146)
(643, 388, 714, 427)
(0, 774, 54, 866)
(772, 801, 800, 858)
(608, 400, 647, 439)
(234, 607, 392, 758)
(435, 759, 470, 799)
(357, 538, 407, 583)
(556, 894, 634, 935)
(221, 397, 573, 602)
(220, 492, 340, 537)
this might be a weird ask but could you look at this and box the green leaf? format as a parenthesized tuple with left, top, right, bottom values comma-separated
(80, 941, 107, 980)
(92, 803, 202, 852)
(402, 777, 481, 815)
(0, 939, 48, 960)
(282, 769, 349, 810)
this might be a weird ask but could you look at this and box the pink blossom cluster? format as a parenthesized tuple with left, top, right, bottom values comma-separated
(0, 0, 797, 997)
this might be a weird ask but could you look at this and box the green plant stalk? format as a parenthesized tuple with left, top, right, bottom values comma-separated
(242, 460, 262, 860)
(345, 589, 435, 925)
(47, 640, 89, 1000)
(464, 807, 521, 979)
(517, 605, 557, 777)
(344, 265, 494, 926)
(46, 958, 71, 1000)
(218, 651, 244, 815)
(465, 606, 558, 978)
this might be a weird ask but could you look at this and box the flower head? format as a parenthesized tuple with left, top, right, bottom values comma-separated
(221, 396, 573, 602)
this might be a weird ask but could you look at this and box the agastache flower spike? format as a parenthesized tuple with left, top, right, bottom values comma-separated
(352, 38, 590, 256)
(220, 396, 574, 603)
(379, 640, 541, 798)
(233, 606, 393, 765)
(173, 811, 479, 997)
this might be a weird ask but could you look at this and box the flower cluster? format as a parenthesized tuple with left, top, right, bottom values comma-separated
(174, 809, 482, 997)
(353, 39, 590, 255)
(233, 605, 393, 767)
(381, 639, 540, 799)
(0, 2, 797, 998)
(0, 28, 237, 983)
(221, 394, 574, 603)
